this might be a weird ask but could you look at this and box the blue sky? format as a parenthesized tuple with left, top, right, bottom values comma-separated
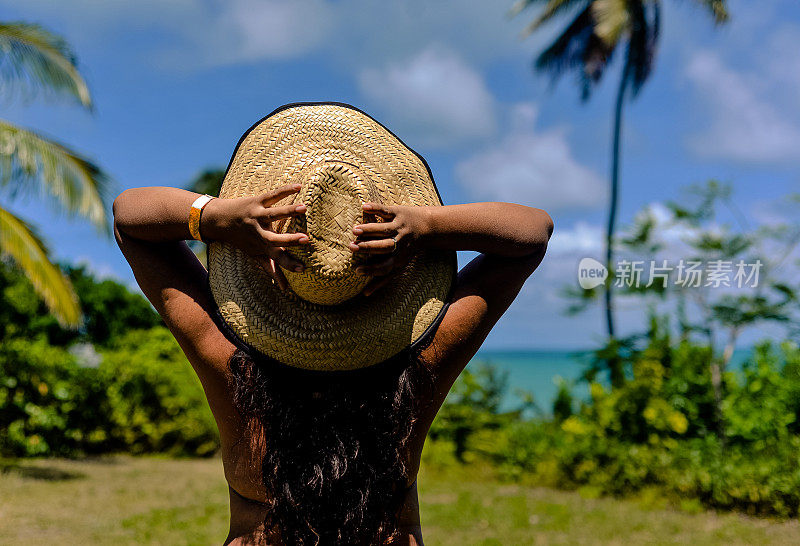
(3, 0, 800, 349)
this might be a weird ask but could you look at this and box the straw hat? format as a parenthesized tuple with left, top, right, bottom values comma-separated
(207, 102, 456, 371)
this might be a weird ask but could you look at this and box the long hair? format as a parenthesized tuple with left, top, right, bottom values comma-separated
(228, 345, 434, 545)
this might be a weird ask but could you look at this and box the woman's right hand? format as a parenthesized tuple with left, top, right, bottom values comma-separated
(202, 184, 310, 290)
(348, 202, 433, 296)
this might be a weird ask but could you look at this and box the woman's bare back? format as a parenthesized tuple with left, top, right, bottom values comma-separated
(113, 186, 552, 544)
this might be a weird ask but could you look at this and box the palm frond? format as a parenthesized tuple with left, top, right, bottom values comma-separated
(520, 0, 590, 37)
(693, 0, 730, 24)
(0, 119, 110, 231)
(591, 0, 629, 46)
(0, 22, 91, 107)
(626, 0, 661, 97)
(535, 5, 615, 100)
(508, 0, 549, 18)
(0, 205, 80, 327)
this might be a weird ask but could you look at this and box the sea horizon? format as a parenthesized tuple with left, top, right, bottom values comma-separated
(470, 347, 755, 414)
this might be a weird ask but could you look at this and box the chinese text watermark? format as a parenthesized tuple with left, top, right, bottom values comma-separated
(578, 259, 762, 289)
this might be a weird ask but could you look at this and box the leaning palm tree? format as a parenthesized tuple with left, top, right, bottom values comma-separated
(511, 0, 729, 338)
(0, 22, 110, 327)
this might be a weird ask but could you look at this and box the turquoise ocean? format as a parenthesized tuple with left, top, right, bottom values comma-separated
(468, 349, 753, 414)
(467, 350, 591, 413)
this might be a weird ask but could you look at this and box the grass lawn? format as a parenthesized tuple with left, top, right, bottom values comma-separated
(1, 456, 799, 545)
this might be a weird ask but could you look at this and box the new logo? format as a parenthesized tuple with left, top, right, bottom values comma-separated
(577, 257, 608, 289)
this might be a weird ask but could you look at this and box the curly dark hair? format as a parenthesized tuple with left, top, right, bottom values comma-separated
(228, 344, 434, 545)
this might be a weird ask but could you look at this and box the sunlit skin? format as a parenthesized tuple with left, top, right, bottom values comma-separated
(113, 184, 553, 545)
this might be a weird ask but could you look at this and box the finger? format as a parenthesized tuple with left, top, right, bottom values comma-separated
(260, 203, 307, 222)
(348, 238, 396, 254)
(362, 202, 395, 220)
(270, 248, 305, 272)
(263, 231, 310, 247)
(356, 256, 395, 277)
(258, 258, 288, 291)
(362, 274, 395, 297)
(272, 263, 290, 290)
(260, 184, 302, 206)
(352, 220, 398, 236)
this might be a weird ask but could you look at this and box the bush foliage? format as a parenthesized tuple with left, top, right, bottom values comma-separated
(5, 256, 800, 517)
(0, 329, 218, 457)
(425, 336, 800, 517)
(0, 262, 216, 457)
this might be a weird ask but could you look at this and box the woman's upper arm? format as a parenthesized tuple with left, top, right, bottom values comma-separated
(114, 223, 236, 406)
(420, 248, 547, 397)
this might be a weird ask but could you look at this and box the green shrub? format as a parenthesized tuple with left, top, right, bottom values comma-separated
(465, 339, 800, 517)
(0, 261, 161, 347)
(485, 424, 800, 517)
(100, 328, 218, 456)
(0, 338, 107, 456)
(0, 328, 218, 458)
(428, 362, 526, 462)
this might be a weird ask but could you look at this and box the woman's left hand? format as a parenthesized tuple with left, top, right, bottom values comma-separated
(348, 202, 431, 296)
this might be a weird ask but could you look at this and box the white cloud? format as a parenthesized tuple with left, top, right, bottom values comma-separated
(358, 47, 497, 148)
(624, 202, 700, 260)
(7, 0, 529, 69)
(455, 103, 605, 211)
(213, 0, 333, 63)
(685, 49, 800, 163)
(3, 0, 330, 66)
(541, 221, 605, 295)
(550, 221, 603, 254)
(147, 0, 335, 67)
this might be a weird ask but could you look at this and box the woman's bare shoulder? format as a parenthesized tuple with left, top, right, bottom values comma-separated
(420, 250, 546, 396)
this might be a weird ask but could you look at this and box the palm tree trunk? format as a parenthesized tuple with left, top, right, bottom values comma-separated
(605, 57, 632, 339)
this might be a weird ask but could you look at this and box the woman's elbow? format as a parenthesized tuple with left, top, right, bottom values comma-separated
(111, 189, 136, 229)
(538, 209, 555, 240)
(521, 208, 553, 257)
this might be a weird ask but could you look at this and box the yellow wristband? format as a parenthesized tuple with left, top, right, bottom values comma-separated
(188, 194, 215, 242)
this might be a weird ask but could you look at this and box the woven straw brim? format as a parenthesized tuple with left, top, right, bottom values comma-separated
(208, 103, 456, 371)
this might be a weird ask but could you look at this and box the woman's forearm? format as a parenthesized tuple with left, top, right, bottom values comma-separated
(421, 203, 553, 257)
(113, 187, 203, 242)
(115, 189, 553, 260)
(115, 185, 310, 288)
